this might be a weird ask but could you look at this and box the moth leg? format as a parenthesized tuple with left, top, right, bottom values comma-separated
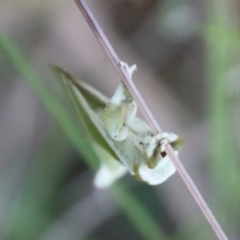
(119, 62, 138, 126)
(119, 61, 137, 79)
(124, 99, 137, 127)
(103, 62, 138, 141)
(135, 132, 184, 169)
(155, 132, 184, 152)
(134, 133, 160, 169)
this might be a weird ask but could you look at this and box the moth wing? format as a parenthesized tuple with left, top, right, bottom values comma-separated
(51, 65, 117, 161)
(51, 66, 146, 169)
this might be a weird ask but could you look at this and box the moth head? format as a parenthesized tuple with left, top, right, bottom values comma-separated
(134, 133, 153, 154)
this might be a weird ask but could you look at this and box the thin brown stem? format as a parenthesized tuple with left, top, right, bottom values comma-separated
(74, 0, 228, 239)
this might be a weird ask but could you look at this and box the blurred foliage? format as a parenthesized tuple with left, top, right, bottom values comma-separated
(206, 1, 240, 236)
(0, 0, 240, 239)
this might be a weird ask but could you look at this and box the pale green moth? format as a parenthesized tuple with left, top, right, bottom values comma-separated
(51, 63, 183, 188)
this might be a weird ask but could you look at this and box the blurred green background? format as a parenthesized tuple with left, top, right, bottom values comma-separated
(0, 0, 240, 239)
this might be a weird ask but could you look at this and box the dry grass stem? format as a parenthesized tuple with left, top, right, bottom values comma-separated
(74, 0, 228, 239)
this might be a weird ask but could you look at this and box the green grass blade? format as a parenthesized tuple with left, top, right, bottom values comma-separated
(0, 29, 98, 170)
(112, 183, 168, 240)
(203, 2, 240, 237)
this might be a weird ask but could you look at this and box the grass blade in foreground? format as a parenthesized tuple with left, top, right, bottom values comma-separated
(0, 30, 98, 170)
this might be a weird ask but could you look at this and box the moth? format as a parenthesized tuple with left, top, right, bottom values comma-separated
(51, 62, 183, 188)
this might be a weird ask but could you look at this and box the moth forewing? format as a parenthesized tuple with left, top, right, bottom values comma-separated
(51, 66, 119, 162)
(103, 63, 138, 142)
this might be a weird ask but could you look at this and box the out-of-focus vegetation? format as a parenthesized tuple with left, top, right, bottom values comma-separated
(0, 0, 240, 240)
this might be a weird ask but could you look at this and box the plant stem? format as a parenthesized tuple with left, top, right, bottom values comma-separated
(74, 0, 228, 239)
